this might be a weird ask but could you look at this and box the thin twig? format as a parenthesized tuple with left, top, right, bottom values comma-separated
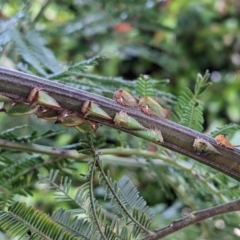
(0, 139, 81, 159)
(142, 198, 240, 240)
(88, 135, 108, 240)
(95, 147, 154, 235)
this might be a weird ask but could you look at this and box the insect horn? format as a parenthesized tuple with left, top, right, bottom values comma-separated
(74, 120, 98, 137)
(28, 88, 61, 109)
(81, 100, 112, 120)
(113, 111, 146, 130)
(56, 110, 85, 127)
(36, 106, 59, 120)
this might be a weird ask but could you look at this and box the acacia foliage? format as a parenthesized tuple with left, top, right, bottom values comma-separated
(0, 1, 240, 240)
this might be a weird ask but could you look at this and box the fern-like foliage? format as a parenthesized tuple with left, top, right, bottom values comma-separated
(52, 208, 94, 240)
(39, 169, 88, 213)
(0, 155, 42, 208)
(0, 124, 64, 143)
(0, 121, 77, 211)
(113, 176, 153, 237)
(174, 88, 204, 132)
(7, 27, 48, 76)
(39, 164, 122, 239)
(172, 71, 211, 132)
(35, 135, 154, 240)
(89, 138, 154, 238)
(136, 74, 154, 97)
(0, 6, 175, 105)
(0, 202, 79, 240)
(136, 74, 174, 108)
(0, 3, 61, 76)
(1, 2, 240, 240)
(40, 169, 103, 239)
(24, 30, 62, 73)
(210, 123, 240, 137)
(50, 56, 104, 78)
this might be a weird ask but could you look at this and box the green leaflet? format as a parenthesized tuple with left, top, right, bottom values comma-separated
(172, 72, 211, 132)
(136, 74, 154, 97)
(0, 202, 78, 240)
(210, 123, 240, 137)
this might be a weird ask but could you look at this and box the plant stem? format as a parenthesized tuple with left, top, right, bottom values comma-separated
(96, 149, 154, 235)
(88, 136, 108, 240)
(1, 138, 237, 204)
(1, 67, 240, 181)
(142, 198, 240, 240)
(0, 139, 81, 159)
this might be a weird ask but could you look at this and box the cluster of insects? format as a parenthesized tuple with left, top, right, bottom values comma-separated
(0, 88, 100, 134)
(1, 87, 237, 154)
(0, 88, 165, 144)
(114, 87, 239, 155)
(113, 89, 167, 118)
(193, 134, 239, 156)
(113, 89, 166, 144)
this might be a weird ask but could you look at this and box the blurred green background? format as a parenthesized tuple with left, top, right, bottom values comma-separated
(1, 0, 240, 239)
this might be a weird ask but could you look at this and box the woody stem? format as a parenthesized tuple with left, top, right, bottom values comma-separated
(1, 67, 240, 181)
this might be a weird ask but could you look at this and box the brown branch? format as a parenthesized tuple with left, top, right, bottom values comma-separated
(1, 67, 240, 180)
(142, 198, 240, 239)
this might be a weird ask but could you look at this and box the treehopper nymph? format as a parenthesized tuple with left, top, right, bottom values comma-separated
(36, 106, 59, 121)
(3, 102, 38, 116)
(138, 96, 166, 118)
(81, 100, 112, 120)
(215, 134, 234, 149)
(28, 88, 61, 109)
(215, 134, 240, 149)
(193, 138, 221, 156)
(75, 120, 98, 136)
(56, 110, 85, 127)
(113, 89, 138, 107)
(134, 128, 164, 144)
(113, 111, 146, 130)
